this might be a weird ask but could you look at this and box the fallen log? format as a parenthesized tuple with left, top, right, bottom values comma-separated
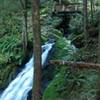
(50, 60, 100, 69)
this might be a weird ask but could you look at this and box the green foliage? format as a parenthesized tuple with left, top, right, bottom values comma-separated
(42, 66, 66, 100)
(43, 66, 100, 100)
(44, 17, 62, 27)
(0, 53, 8, 65)
(0, 0, 99, 99)
(0, 34, 23, 89)
(0, 0, 24, 90)
(52, 37, 76, 61)
(0, 65, 18, 89)
(54, 0, 70, 5)
(41, 16, 62, 42)
(0, 34, 23, 65)
(0, 14, 21, 36)
(69, 14, 83, 35)
(0, 0, 21, 12)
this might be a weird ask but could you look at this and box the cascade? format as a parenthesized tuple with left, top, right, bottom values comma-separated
(0, 43, 54, 100)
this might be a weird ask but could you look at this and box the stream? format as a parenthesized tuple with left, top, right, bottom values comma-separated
(0, 42, 54, 100)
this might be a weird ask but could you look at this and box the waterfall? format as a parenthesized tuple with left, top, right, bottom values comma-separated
(0, 43, 54, 100)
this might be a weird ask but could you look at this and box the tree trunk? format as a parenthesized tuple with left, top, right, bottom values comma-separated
(50, 60, 100, 70)
(98, 14, 100, 63)
(83, 0, 88, 44)
(90, 0, 94, 24)
(32, 0, 42, 100)
(59, 0, 62, 4)
(20, 0, 28, 57)
(23, 0, 28, 56)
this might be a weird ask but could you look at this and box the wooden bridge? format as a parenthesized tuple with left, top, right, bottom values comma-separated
(53, 3, 82, 14)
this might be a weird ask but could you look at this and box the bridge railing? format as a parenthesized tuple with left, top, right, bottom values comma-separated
(53, 3, 82, 13)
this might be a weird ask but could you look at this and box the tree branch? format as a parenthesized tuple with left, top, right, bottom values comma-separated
(50, 60, 100, 69)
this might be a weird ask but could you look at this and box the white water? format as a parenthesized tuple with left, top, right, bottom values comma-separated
(0, 43, 54, 100)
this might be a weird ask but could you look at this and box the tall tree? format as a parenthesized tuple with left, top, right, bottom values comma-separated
(32, 0, 42, 100)
(98, 14, 100, 63)
(90, 0, 94, 23)
(20, 0, 28, 56)
(59, 0, 62, 4)
(83, 0, 88, 43)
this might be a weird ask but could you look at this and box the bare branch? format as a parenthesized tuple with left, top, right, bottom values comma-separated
(50, 60, 100, 70)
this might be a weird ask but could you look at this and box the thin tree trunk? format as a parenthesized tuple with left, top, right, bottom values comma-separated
(20, 0, 28, 57)
(32, 0, 42, 100)
(83, 0, 88, 44)
(90, 0, 94, 24)
(98, 14, 100, 63)
(23, 0, 28, 55)
(59, 0, 62, 4)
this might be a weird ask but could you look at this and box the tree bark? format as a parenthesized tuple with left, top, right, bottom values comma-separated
(90, 0, 94, 23)
(83, 0, 88, 44)
(50, 60, 100, 70)
(32, 0, 42, 100)
(20, 0, 28, 57)
(98, 14, 100, 63)
(23, 0, 28, 55)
